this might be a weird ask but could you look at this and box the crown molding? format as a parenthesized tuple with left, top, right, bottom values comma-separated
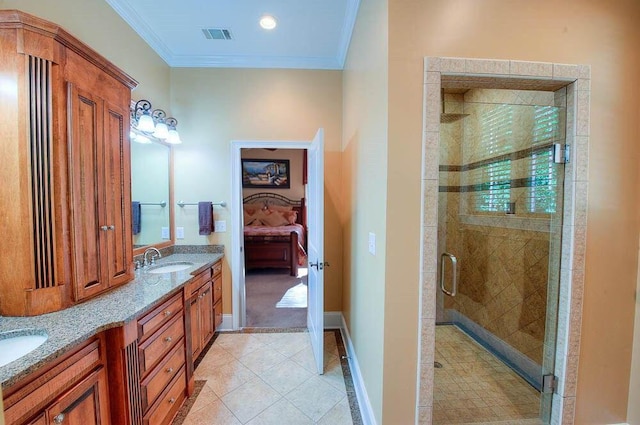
(337, 0, 361, 68)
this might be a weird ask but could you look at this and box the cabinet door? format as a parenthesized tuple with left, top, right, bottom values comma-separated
(103, 101, 133, 288)
(200, 281, 214, 349)
(189, 295, 201, 359)
(26, 413, 47, 425)
(68, 84, 109, 301)
(47, 367, 110, 425)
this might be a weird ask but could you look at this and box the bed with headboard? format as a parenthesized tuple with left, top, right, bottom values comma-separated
(243, 193, 307, 276)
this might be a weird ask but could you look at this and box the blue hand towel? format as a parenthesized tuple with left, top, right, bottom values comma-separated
(132, 201, 141, 235)
(198, 201, 214, 235)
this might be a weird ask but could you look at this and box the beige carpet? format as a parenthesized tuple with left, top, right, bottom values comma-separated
(245, 268, 308, 327)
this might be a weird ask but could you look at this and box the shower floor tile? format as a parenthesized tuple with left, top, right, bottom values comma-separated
(433, 325, 542, 425)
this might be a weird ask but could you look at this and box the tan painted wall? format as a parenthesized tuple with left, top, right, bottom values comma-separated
(342, 0, 388, 421)
(241, 148, 306, 201)
(388, 0, 640, 423)
(0, 0, 171, 107)
(170, 68, 343, 313)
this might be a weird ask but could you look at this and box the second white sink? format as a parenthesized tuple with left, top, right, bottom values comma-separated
(0, 330, 48, 367)
(147, 262, 194, 274)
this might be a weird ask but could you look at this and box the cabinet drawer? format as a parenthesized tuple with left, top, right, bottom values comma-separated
(4, 337, 103, 425)
(212, 261, 222, 278)
(213, 274, 222, 304)
(141, 341, 186, 411)
(139, 314, 184, 376)
(186, 268, 212, 296)
(214, 300, 223, 330)
(138, 292, 183, 342)
(143, 370, 186, 425)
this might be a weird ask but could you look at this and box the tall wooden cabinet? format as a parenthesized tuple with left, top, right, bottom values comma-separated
(0, 10, 136, 315)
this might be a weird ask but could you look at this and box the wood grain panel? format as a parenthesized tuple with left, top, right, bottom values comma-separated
(104, 101, 133, 288)
(137, 292, 183, 342)
(140, 342, 185, 411)
(4, 338, 102, 424)
(139, 315, 184, 377)
(68, 84, 107, 301)
(142, 370, 186, 425)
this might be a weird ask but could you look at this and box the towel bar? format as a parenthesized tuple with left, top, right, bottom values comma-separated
(177, 201, 227, 208)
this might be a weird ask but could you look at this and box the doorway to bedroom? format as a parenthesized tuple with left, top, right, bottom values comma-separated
(241, 147, 309, 328)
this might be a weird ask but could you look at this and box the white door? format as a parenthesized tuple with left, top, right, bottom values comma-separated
(307, 129, 325, 374)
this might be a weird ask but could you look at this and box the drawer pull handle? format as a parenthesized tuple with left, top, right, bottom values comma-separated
(53, 414, 65, 424)
(164, 336, 173, 343)
(169, 397, 176, 404)
(164, 310, 172, 316)
(166, 367, 174, 373)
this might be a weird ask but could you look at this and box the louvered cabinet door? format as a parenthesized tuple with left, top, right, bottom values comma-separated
(103, 101, 133, 288)
(68, 83, 110, 301)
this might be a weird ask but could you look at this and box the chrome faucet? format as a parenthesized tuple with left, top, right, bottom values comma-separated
(143, 247, 162, 267)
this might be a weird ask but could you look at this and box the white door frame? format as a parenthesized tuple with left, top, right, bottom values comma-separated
(230, 139, 315, 330)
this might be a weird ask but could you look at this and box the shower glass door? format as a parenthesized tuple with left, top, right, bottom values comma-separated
(435, 88, 566, 424)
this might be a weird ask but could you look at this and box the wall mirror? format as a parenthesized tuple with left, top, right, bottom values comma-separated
(131, 137, 174, 253)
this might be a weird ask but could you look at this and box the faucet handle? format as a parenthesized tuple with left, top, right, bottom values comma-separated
(134, 260, 142, 270)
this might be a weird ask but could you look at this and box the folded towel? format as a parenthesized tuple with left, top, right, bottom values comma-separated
(132, 201, 141, 235)
(198, 201, 214, 235)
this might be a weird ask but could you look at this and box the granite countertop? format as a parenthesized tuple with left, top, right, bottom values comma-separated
(0, 252, 224, 390)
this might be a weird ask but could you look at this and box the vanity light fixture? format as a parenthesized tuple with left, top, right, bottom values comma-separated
(259, 15, 277, 30)
(131, 99, 181, 144)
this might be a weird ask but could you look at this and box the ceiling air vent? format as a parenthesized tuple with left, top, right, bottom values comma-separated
(202, 28, 233, 40)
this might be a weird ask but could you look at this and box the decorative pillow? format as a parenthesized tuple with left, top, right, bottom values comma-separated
(260, 210, 290, 227)
(267, 204, 293, 212)
(282, 210, 298, 225)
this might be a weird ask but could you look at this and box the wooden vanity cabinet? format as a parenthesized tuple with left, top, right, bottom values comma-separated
(212, 261, 223, 329)
(186, 264, 218, 362)
(2, 335, 110, 425)
(106, 291, 187, 425)
(0, 10, 136, 316)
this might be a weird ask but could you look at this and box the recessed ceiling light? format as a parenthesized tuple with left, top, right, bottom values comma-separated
(259, 15, 277, 30)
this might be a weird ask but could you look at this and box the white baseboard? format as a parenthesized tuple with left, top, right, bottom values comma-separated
(218, 314, 234, 331)
(339, 314, 378, 425)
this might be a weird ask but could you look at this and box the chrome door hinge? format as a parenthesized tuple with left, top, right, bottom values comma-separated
(542, 374, 558, 394)
(553, 143, 570, 164)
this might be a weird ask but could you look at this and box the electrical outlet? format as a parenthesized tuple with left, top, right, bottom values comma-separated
(368, 232, 376, 255)
(215, 220, 227, 232)
(176, 227, 185, 239)
(161, 227, 170, 239)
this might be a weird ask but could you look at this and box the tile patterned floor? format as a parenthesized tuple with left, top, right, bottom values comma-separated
(433, 325, 542, 425)
(174, 330, 358, 425)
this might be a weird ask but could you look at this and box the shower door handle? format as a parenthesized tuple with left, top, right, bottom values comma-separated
(440, 252, 458, 297)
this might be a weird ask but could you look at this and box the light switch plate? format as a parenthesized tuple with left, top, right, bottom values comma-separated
(161, 227, 170, 239)
(368, 232, 376, 255)
(215, 220, 227, 232)
(176, 227, 185, 239)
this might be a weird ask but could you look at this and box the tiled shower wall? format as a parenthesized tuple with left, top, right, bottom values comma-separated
(418, 57, 591, 425)
(437, 90, 565, 370)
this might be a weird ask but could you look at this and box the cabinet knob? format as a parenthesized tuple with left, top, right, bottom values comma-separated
(53, 413, 65, 424)
(100, 226, 108, 231)
(164, 336, 173, 343)
(166, 367, 174, 374)
(169, 397, 176, 404)
(164, 310, 172, 316)
(108, 225, 115, 230)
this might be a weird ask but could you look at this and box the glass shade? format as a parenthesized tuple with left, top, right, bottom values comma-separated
(153, 122, 169, 139)
(167, 129, 182, 144)
(137, 114, 156, 133)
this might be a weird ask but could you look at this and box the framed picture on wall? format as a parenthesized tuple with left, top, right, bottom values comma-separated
(242, 159, 291, 188)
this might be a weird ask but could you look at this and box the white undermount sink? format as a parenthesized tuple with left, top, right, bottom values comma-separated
(0, 329, 48, 367)
(147, 262, 194, 274)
